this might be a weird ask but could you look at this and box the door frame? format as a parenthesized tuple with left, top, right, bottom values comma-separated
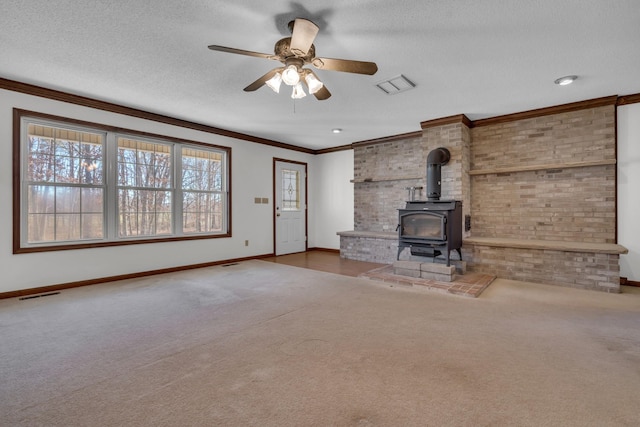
(273, 158, 308, 256)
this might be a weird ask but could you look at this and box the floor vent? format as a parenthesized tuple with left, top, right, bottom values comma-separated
(19, 292, 60, 301)
(221, 263, 239, 267)
(375, 74, 416, 95)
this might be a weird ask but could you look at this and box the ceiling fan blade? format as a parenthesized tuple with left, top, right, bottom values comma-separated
(289, 18, 319, 56)
(208, 45, 275, 60)
(243, 68, 284, 92)
(312, 85, 331, 101)
(312, 57, 378, 75)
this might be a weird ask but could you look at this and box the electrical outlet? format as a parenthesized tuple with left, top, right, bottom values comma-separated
(244, 240, 249, 246)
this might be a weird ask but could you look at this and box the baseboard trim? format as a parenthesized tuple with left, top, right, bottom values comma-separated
(0, 253, 275, 300)
(308, 247, 340, 254)
(620, 277, 640, 287)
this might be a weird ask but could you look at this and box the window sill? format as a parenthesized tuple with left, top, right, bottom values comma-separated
(14, 232, 231, 254)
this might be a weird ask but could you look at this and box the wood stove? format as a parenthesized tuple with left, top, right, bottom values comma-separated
(396, 147, 462, 266)
(397, 200, 462, 265)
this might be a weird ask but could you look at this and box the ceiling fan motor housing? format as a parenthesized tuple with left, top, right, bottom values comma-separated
(274, 38, 316, 62)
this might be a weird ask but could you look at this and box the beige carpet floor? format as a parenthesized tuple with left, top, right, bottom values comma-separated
(1, 260, 639, 426)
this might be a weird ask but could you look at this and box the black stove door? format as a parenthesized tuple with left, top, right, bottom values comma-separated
(399, 211, 446, 241)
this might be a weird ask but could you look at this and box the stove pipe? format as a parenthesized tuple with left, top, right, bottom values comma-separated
(426, 147, 451, 201)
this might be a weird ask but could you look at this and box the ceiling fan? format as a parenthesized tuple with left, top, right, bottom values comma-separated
(208, 18, 378, 101)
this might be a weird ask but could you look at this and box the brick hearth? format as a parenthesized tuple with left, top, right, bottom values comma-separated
(359, 265, 495, 298)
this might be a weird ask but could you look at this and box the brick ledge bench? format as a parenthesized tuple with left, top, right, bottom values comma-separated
(338, 230, 398, 264)
(337, 232, 629, 255)
(338, 231, 628, 292)
(462, 237, 628, 292)
(463, 237, 627, 255)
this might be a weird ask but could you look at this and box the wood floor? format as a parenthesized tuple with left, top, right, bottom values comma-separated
(263, 251, 640, 295)
(262, 250, 386, 277)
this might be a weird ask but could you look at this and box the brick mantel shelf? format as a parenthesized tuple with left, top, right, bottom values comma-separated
(469, 159, 616, 176)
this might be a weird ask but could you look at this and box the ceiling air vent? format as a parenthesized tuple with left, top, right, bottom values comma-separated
(375, 74, 416, 95)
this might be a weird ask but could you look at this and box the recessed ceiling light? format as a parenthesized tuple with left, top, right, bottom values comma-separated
(332, 128, 342, 134)
(554, 75, 578, 86)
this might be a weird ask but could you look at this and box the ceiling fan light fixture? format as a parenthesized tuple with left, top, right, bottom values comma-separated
(291, 83, 306, 99)
(208, 17, 376, 102)
(282, 65, 301, 86)
(305, 73, 324, 94)
(265, 72, 282, 93)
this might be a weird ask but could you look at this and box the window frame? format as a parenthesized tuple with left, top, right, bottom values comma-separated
(115, 134, 176, 239)
(13, 109, 231, 253)
(179, 145, 228, 235)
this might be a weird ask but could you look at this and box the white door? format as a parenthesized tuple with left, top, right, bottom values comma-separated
(274, 160, 307, 255)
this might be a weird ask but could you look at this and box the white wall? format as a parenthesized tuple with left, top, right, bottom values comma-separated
(0, 88, 319, 293)
(309, 150, 354, 249)
(617, 102, 640, 281)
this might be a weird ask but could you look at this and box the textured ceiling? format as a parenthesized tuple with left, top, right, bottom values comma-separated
(1, 1, 639, 150)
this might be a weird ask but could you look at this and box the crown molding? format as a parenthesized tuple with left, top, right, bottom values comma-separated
(472, 95, 619, 127)
(617, 93, 640, 106)
(352, 131, 423, 148)
(0, 77, 315, 155)
(315, 144, 355, 154)
(420, 114, 472, 129)
(4, 77, 637, 155)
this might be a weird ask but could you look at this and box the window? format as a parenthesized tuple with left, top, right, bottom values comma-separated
(281, 168, 300, 211)
(25, 124, 105, 243)
(181, 147, 224, 233)
(15, 110, 230, 252)
(117, 137, 173, 237)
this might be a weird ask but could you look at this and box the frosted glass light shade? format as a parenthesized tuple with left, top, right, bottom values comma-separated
(305, 73, 323, 94)
(291, 83, 306, 99)
(265, 72, 282, 93)
(282, 65, 300, 85)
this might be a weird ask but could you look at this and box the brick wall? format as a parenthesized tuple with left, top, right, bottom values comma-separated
(354, 136, 426, 232)
(470, 106, 616, 170)
(462, 245, 620, 292)
(353, 135, 423, 182)
(340, 235, 398, 263)
(353, 134, 425, 232)
(469, 105, 616, 243)
(352, 120, 471, 232)
(354, 180, 421, 232)
(471, 165, 616, 242)
(422, 120, 472, 237)
(422, 121, 470, 202)
(343, 100, 622, 292)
